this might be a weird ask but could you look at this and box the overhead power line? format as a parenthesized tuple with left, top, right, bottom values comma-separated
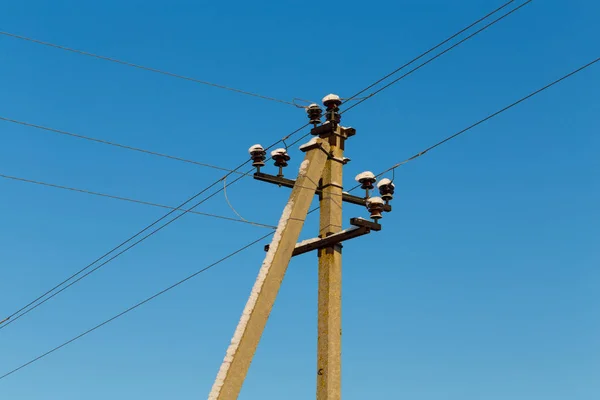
(342, 0, 532, 115)
(0, 2, 526, 178)
(0, 123, 308, 330)
(4, 55, 594, 387)
(0, 173, 275, 229)
(345, 56, 600, 192)
(0, 231, 275, 382)
(0, 174, 239, 330)
(0, 116, 247, 175)
(0, 0, 529, 332)
(0, 31, 297, 107)
(0, 1, 539, 380)
(342, 0, 519, 104)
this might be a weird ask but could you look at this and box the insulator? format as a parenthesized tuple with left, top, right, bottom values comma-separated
(322, 93, 342, 109)
(377, 178, 395, 203)
(307, 104, 323, 126)
(271, 148, 290, 168)
(326, 109, 341, 124)
(355, 171, 376, 190)
(322, 93, 342, 125)
(366, 196, 385, 220)
(248, 144, 266, 169)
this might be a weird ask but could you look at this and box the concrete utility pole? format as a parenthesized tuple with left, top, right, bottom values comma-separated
(209, 94, 394, 400)
(316, 95, 346, 400)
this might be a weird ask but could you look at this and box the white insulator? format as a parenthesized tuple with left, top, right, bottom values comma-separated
(355, 171, 375, 182)
(366, 196, 385, 206)
(322, 93, 341, 104)
(248, 144, 264, 154)
(377, 178, 395, 188)
(270, 148, 287, 157)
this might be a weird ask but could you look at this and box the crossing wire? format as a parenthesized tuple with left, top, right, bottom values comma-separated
(0, 1, 524, 173)
(0, 31, 297, 107)
(0, 231, 275, 381)
(0, 122, 308, 330)
(288, 0, 530, 150)
(0, 0, 542, 374)
(346, 56, 600, 192)
(341, 0, 519, 104)
(0, 0, 529, 332)
(0, 173, 275, 229)
(342, 0, 533, 115)
(2, 55, 596, 383)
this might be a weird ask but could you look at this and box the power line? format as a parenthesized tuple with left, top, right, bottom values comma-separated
(0, 175, 236, 330)
(0, 231, 275, 381)
(342, 0, 532, 115)
(0, 31, 297, 107)
(357, 56, 600, 187)
(0, 1, 526, 179)
(291, 0, 530, 153)
(0, 122, 308, 330)
(0, 116, 248, 175)
(0, 173, 276, 229)
(0, 0, 530, 325)
(342, 0, 519, 104)
(0, 0, 531, 335)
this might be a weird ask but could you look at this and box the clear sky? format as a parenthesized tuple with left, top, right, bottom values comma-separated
(1, 1, 598, 399)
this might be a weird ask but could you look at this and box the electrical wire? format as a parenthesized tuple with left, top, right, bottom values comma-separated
(0, 31, 296, 107)
(3, 55, 595, 380)
(342, 0, 532, 115)
(0, 116, 249, 175)
(0, 122, 309, 329)
(349, 56, 600, 191)
(0, 231, 275, 381)
(0, 0, 534, 344)
(0, 173, 275, 229)
(0, 0, 527, 198)
(341, 0, 519, 104)
(280, 1, 531, 202)
(222, 0, 535, 211)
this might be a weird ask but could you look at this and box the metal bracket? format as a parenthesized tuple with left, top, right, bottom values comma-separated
(253, 172, 392, 212)
(264, 217, 381, 256)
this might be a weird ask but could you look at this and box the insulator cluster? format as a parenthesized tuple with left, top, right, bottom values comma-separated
(248, 144, 291, 177)
(355, 171, 396, 221)
(271, 148, 291, 177)
(248, 144, 267, 171)
(306, 103, 323, 127)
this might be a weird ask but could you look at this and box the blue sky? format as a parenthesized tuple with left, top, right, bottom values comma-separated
(1, 1, 598, 399)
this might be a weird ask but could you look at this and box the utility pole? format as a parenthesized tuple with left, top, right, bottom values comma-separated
(316, 95, 346, 400)
(209, 94, 395, 399)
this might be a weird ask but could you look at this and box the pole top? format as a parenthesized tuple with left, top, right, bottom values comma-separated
(322, 93, 342, 109)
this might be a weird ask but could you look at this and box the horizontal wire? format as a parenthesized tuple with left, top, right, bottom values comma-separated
(0, 173, 276, 229)
(0, 231, 275, 381)
(0, 31, 296, 107)
(341, 0, 518, 104)
(342, 0, 532, 115)
(0, 116, 249, 175)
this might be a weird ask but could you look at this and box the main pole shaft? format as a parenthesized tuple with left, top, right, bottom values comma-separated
(317, 128, 344, 400)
